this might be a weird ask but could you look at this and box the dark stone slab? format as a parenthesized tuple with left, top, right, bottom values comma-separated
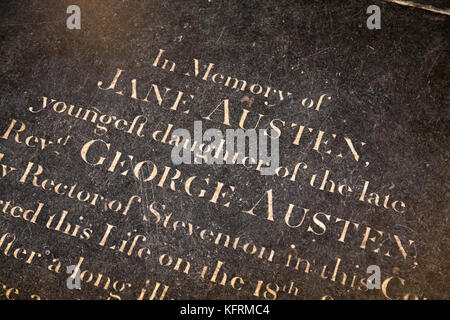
(0, 0, 448, 300)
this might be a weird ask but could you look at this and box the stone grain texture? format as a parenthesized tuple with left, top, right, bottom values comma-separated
(0, 0, 448, 300)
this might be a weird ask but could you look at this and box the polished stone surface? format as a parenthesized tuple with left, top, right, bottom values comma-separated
(0, 0, 448, 300)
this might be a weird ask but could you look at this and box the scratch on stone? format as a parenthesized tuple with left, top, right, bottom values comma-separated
(388, 0, 450, 16)
(216, 27, 226, 44)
